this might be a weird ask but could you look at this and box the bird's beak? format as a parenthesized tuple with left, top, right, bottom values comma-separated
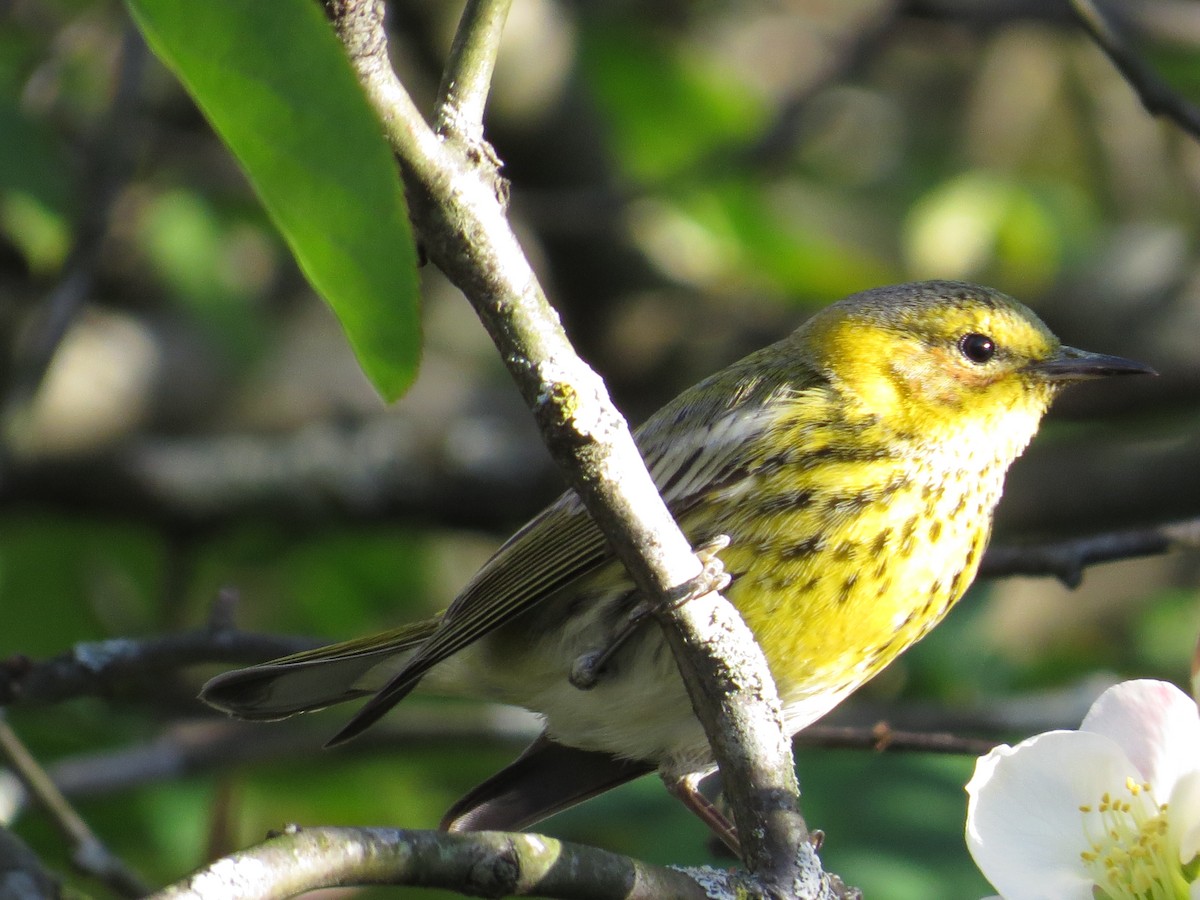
(1030, 346, 1157, 382)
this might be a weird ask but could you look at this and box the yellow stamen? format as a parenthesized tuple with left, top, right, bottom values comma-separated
(1077, 776, 1195, 900)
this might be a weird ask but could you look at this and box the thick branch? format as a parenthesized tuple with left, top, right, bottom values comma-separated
(325, 1, 822, 892)
(148, 826, 710, 900)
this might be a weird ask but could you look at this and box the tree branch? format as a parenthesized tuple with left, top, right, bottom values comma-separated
(1069, 0, 1200, 141)
(148, 826, 711, 900)
(323, 0, 449, 190)
(797, 722, 998, 757)
(977, 521, 1181, 588)
(0, 629, 317, 709)
(435, 0, 513, 144)
(3, 685, 1119, 826)
(324, 2, 827, 893)
(0, 715, 148, 896)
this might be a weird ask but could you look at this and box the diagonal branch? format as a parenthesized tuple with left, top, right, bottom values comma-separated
(0, 715, 149, 897)
(1069, 0, 1200, 141)
(325, 1, 828, 893)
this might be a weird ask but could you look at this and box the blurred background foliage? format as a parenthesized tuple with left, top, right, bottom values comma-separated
(0, 0, 1199, 897)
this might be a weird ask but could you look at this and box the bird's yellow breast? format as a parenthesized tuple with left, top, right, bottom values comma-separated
(695, 391, 1048, 713)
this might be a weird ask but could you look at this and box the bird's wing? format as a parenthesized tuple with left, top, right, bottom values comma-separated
(328, 494, 614, 742)
(330, 352, 820, 743)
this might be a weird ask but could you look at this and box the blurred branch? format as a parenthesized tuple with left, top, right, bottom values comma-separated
(1069, 0, 1200, 141)
(1, 719, 992, 826)
(326, 1, 829, 892)
(148, 826, 710, 900)
(901, 0, 1200, 46)
(0, 410, 555, 534)
(0, 711, 539, 822)
(903, 0, 1200, 143)
(0, 500, 1183, 733)
(4, 425, 1187, 583)
(0, 714, 148, 897)
(0, 826, 60, 898)
(0, 26, 147, 438)
(977, 519, 1193, 588)
(0, 629, 318, 709)
(12, 718, 993, 824)
(3, 391, 1186, 535)
(797, 722, 997, 756)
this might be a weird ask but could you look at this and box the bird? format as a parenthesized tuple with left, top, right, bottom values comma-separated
(201, 280, 1153, 846)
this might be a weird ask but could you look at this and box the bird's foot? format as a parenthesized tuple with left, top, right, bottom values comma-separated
(664, 534, 732, 609)
(665, 771, 741, 856)
(569, 535, 732, 691)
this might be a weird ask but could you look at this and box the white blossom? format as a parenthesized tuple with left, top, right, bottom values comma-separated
(967, 679, 1200, 900)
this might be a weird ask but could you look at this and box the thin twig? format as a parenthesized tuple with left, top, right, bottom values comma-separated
(148, 826, 710, 900)
(326, 2, 828, 893)
(0, 714, 149, 897)
(1, 689, 1110, 825)
(435, 0, 513, 143)
(797, 723, 998, 757)
(1070, 0, 1200, 141)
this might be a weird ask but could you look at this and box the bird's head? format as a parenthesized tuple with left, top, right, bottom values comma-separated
(796, 280, 1154, 438)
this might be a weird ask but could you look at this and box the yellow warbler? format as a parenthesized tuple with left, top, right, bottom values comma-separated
(202, 280, 1152, 841)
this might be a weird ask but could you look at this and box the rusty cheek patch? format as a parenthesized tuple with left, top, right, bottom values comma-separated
(893, 345, 1001, 407)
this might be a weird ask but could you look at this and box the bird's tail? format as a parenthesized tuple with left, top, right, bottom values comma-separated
(199, 619, 439, 721)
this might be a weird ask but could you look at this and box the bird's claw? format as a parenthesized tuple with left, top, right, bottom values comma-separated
(664, 534, 732, 609)
(570, 536, 732, 690)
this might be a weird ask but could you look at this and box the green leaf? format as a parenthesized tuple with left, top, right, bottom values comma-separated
(125, 0, 421, 400)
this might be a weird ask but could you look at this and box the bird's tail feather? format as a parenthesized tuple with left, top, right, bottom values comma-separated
(200, 619, 439, 720)
(441, 732, 653, 832)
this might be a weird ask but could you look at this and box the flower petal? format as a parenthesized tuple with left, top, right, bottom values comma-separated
(967, 729, 1140, 900)
(1080, 679, 1200, 796)
(1170, 768, 1200, 865)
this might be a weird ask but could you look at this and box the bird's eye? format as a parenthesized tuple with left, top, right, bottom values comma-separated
(958, 332, 996, 364)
